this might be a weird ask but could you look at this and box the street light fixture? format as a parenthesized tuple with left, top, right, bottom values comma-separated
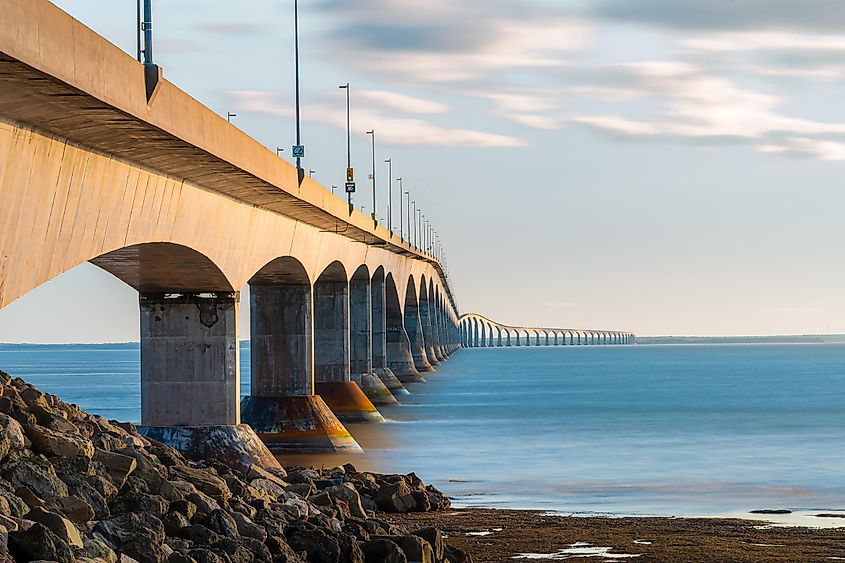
(293, 0, 304, 173)
(276, 147, 285, 156)
(309, 169, 316, 178)
(366, 130, 376, 223)
(339, 83, 355, 208)
(384, 159, 393, 233)
(227, 112, 237, 123)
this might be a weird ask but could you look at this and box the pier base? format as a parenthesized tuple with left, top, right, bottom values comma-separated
(140, 424, 281, 473)
(352, 372, 400, 406)
(373, 367, 410, 396)
(315, 381, 384, 423)
(240, 395, 361, 452)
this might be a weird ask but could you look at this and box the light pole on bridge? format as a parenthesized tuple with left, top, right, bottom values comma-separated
(384, 159, 393, 233)
(339, 83, 353, 207)
(366, 130, 376, 223)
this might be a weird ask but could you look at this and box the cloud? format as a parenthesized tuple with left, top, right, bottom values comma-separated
(565, 61, 845, 157)
(759, 138, 845, 160)
(196, 21, 270, 35)
(357, 91, 449, 115)
(227, 90, 525, 148)
(315, 0, 591, 83)
(545, 301, 576, 308)
(593, 0, 845, 33)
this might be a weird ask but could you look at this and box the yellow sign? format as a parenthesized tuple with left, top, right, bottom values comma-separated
(346, 167, 354, 182)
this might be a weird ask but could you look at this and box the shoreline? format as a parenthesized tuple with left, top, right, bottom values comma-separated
(386, 508, 845, 562)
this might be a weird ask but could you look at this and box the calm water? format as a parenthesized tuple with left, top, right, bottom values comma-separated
(2, 342, 845, 521)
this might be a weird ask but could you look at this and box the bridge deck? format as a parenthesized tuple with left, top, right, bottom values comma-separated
(0, 0, 447, 294)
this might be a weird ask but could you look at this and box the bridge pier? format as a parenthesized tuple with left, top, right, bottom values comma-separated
(350, 269, 399, 406)
(138, 292, 282, 471)
(421, 294, 441, 365)
(405, 291, 435, 372)
(371, 271, 410, 396)
(386, 279, 425, 383)
(314, 271, 383, 423)
(241, 282, 361, 452)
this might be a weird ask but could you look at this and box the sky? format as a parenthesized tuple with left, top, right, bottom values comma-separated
(3, 0, 845, 341)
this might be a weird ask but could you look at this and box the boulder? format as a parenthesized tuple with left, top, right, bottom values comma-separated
(412, 527, 445, 561)
(201, 509, 239, 539)
(94, 449, 137, 488)
(93, 512, 165, 550)
(55, 494, 95, 523)
(386, 535, 434, 563)
(27, 424, 94, 458)
(25, 506, 83, 547)
(9, 522, 75, 563)
(373, 481, 417, 513)
(0, 457, 69, 500)
(170, 466, 230, 501)
(120, 536, 169, 563)
(326, 484, 367, 519)
(0, 415, 26, 456)
(246, 464, 287, 489)
(361, 538, 407, 563)
(444, 545, 472, 563)
(110, 492, 169, 518)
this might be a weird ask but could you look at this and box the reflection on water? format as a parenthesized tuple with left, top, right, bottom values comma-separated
(4, 342, 845, 519)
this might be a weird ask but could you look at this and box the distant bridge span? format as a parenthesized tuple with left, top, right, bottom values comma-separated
(459, 313, 636, 347)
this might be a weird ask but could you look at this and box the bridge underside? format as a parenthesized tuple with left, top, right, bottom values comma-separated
(459, 314, 636, 348)
(0, 0, 463, 466)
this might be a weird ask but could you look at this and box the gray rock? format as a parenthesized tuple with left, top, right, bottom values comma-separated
(326, 484, 367, 519)
(24, 506, 83, 548)
(27, 424, 94, 458)
(9, 522, 75, 563)
(444, 545, 472, 563)
(361, 539, 407, 563)
(55, 494, 95, 523)
(161, 510, 191, 536)
(0, 457, 69, 499)
(93, 513, 165, 550)
(412, 527, 445, 561)
(386, 535, 434, 563)
(94, 449, 137, 489)
(373, 481, 417, 513)
(201, 509, 238, 539)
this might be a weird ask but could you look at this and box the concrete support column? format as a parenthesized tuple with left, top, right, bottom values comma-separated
(386, 297, 424, 383)
(241, 283, 360, 452)
(315, 279, 382, 422)
(405, 299, 434, 372)
(138, 292, 281, 471)
(372, 275, 409, 396)
(350, 274, 398, 405)
(420, 298, 441, 365)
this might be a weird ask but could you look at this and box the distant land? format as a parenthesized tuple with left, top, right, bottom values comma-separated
(638, 335, 845, 345)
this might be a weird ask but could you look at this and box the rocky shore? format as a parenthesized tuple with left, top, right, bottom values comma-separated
(0, 369, 471, 563)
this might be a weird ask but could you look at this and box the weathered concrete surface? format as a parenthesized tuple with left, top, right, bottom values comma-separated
(240, 395, 362, 452)
(315, 382, 384, 423)
(140, 292, 240, 427)
(140, 424, 281, 473)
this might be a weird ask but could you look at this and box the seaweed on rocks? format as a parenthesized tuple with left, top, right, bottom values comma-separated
(0, 369, 468, 563)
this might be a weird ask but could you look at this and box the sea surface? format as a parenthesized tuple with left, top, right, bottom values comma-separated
(2, 342, 845, 524)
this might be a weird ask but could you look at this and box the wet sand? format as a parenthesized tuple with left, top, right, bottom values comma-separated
(385, 508, 845, 562)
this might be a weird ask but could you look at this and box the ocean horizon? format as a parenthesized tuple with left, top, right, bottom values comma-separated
(2, 342, 845, 527)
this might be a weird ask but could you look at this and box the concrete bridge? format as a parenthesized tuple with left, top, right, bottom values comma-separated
(459, 314, 636, 347)
(0, 0, 462, 469)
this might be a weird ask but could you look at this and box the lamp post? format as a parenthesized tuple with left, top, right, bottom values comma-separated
(384, 159, 393, 233)
(366, 130, 376, 223)
(407, 196, 413, 247)
(227, 112, 236, 123)
(309, 169, 315, 178)
(293, 0, 303, 172)
(276, 147, 285, 156)
(339, 83, 354, 207)
(413, 204, 418, 249)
